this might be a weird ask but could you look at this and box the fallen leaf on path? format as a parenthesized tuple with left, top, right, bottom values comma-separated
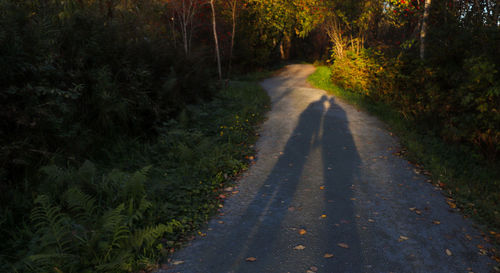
(294, 245, 306, 250)
(320, 186, 325, 190)
(321, 214, 327, 219)
(299, 229, 307, 235)
(324, 253, 334, 258)
(433, 220, 441, 225)
(368, 219, 375, 223)
(446, 249, 452, 256)
(171, 260, 184, 265)
(398, 235, 409, 242)
(288, 206, 296, 212)
(245, 257, 257, 262)
(350, 198, 357, 201)
(224, 187, 233, 192)
(447, 199, 457, 209)
(310, 266, 318, 272)
(338, 243, 349, 249)
(465, 234, 472, 241)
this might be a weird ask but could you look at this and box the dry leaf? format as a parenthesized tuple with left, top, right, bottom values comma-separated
(299, 229, 307, 235)
(310, 266, 318, 272)
(338, 243, 349, 249)
(445, 249, 452, 256)
(433, 220, 441, 225)
(321, 214, 327, 219)
(398, 235, 409, 242)
(447, 201, 457, 209)
(288, 206, 296, 212)
(368, 219, 375, 223)
(245, 257, 257, 262)
(324, 253, 334, 258)
(293, 245, 306, 250)
(320, 186, 325, 190)
(171, 260, 184, 265)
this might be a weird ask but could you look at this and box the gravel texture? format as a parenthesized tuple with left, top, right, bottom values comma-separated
(161, 64, 494, 273)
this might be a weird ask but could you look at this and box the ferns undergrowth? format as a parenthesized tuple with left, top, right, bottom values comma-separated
(1, 82, 270, 273)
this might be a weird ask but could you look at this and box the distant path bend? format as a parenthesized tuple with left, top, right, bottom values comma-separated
(164, 64, 493, 273)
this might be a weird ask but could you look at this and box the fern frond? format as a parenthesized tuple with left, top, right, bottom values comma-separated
(99, 204, 131, 262)
(64, 187, 97, 223)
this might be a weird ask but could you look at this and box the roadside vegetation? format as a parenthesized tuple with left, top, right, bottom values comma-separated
(309, 67, 499, 232)
(1, 0, 498, 271)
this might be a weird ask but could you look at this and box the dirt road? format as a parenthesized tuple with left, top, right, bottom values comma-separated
(164, 64, 493, 273)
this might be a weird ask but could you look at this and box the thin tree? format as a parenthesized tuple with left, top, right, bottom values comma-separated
(171, 0, 200, 56)
(210, 0, 223, 80)
(420, 0, 431, 60)
(224, 0, 239, 77)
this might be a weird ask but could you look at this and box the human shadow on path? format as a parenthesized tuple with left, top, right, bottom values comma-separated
(168, 95, 364, 273)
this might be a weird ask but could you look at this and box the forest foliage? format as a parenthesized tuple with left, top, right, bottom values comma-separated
(1, 0, 499, 271)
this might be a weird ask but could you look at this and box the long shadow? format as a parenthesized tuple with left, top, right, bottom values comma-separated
(225, 95, 329, 272)
(319, 97, 365, 271)
(170, 95, 364, 272)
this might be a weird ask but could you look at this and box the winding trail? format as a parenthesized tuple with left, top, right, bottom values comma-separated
(164, 64, 493, 273)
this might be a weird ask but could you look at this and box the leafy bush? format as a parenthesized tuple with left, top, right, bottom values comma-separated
(328, 48, 499, 161)
(1, 80, 270, 272)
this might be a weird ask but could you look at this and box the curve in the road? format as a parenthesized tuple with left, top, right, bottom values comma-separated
(163, 64, 494, 273)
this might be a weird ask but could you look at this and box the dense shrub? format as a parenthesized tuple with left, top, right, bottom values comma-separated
(1, 80, 269, 272)
(329, 48, 500, 161)
(0, 1, 264, 271)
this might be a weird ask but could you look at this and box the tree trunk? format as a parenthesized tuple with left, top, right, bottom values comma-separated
(227, 0, 237, 77)
(280, 34, 291, 60)
(210, 0, 223, 80)
(420, 0, 432, 60)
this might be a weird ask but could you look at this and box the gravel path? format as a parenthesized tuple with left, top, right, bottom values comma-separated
(163, 64, 494, 273)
